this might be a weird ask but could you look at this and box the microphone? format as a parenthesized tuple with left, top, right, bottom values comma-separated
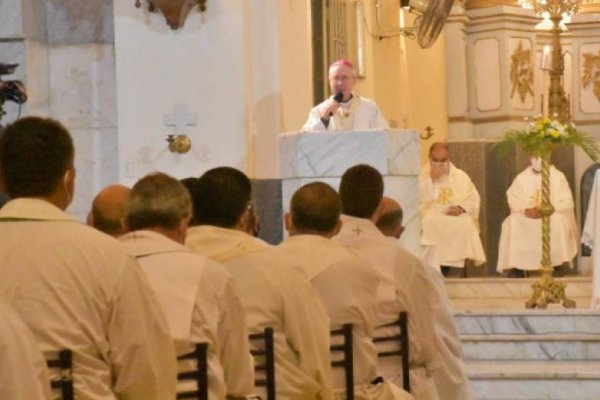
(330, 92, 344, 116)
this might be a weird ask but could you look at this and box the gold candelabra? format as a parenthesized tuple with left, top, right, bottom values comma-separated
(520, 0, 580, 308)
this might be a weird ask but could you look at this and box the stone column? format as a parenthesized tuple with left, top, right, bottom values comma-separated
(0, 0, 49, 122)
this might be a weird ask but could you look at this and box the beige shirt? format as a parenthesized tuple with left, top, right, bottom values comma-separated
(0, 302, 51, 400)
(274, 235, 380, 387)
(186, 226, 334, 400)
(120, 230, 254, 399)
(0, 199, 176, 400)
(335, 215, 441, 400)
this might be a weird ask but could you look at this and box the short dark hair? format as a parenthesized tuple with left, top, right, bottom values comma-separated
(291, 182, 340, 233)
(193, 167, 252, 228)
(125, 172, 191, 231)
(429, 142, 449, 157)
(339, 164, 384, 218)
(376, 208, 403, 232)
(0, 117, 74, 198)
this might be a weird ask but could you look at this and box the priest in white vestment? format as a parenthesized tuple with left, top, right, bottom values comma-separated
(0, 302, 51, 400)
(419, 143, 486, 272)
(0, 117, 176, 399)
(497, 158, 579, 272)
(120, 172, 254, 399)
(302, 59, 389, 132)
(185, 167, 334, 399)
(334, 165, 441, 400)
(376, 197, 474, 400)
(275, 182, 413, 400)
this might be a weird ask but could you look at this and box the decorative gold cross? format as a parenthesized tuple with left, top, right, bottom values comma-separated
(353, 226, 362, 236)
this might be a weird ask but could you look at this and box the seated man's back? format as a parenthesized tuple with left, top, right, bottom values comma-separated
(334, 165, 441, 400)
(0, 116, 176, 399)
(120, 172, 254, 399)
(185, 166, 334, 399)
(225, 251, 334, 400)
(0, 302, 51, 400)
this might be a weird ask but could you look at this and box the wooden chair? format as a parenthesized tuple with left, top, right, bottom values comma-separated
(373, 312, 410, 392)
(46, 349, 74, 400)
(330, 324, 354, 400)
(249, 327, 276, 400)
(176, 343, 209, 400)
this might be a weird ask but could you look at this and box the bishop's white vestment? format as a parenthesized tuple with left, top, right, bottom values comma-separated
(335, 215, 441, 400)
(0, 302, 51, 400)
(497, 166, 579, 271)
(0, 199, 177, 400)
(120, 230, 254, 399)
(302, 95, 389, 132)
(419, 162, 486, 268)
(273, 234, 413, 400)
(186, 226, 334, 399)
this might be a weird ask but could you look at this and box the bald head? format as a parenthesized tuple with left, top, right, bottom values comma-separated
(287, 182, 341, 237)
(88, 184, 130, 237)
(375, 196, 404, 239)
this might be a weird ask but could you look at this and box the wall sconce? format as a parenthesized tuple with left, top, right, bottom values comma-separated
(166, 134, 192, 154)
(135, 0, 208, 29)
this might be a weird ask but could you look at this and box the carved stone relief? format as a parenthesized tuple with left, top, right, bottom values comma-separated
(582, 49, 600, 102)
(510, 40, 534, 103)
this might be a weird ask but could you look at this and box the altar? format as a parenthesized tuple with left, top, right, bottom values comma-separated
(278, 129, 421, 254)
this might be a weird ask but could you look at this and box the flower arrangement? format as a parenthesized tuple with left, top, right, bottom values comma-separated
(497, 116, 600, 161)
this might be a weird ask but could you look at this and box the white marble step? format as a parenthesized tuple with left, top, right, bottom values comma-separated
(454, 310, 600, 335)
(461, 334, 600, 361)
(466, 360, 600, 400)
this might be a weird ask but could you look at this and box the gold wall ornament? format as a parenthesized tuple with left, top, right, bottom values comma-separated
(510, 41, 534, 103)
(166, 134, 192, 154)
(581, 49, 600, 103)
(134, 0, 207, 29)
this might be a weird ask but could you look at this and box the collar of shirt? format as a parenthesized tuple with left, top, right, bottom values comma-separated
(338, 214, 384, 238)
(0, 198, 77, 222)
(120, 230, 193, 258)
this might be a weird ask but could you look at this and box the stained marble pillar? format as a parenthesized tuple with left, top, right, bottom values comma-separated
(0, 0, 118, 221)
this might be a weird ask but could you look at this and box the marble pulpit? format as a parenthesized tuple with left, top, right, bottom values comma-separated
(279, 129, 422, 254)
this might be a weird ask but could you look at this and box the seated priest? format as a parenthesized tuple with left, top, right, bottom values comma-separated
(120, 172, 254, 399)
(419, 142, 486, 276)
(496, 157, 579, 274)
(376, 198, 474, 400)
(0, 116, 176, 399)
(87, 184, 130, 237)
(275, 182, 412, 399)
(186, 167, 334, 399)
(0, 302, 51, 400)
(302, 59, 389, 132)
(334, 164, 441, 400)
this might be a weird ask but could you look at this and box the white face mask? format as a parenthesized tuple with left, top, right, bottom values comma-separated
(530, 157, 542, 172)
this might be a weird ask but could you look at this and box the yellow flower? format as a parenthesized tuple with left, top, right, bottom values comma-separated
(550, 130, 560, 138)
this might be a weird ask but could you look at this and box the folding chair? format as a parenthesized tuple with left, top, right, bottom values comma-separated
(46, 349, 74, 400)
(249, 327, 276, 400)
(373, 312, 410, 392)
(176, 342, 209, 400)
(330, 323, 354, 400)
